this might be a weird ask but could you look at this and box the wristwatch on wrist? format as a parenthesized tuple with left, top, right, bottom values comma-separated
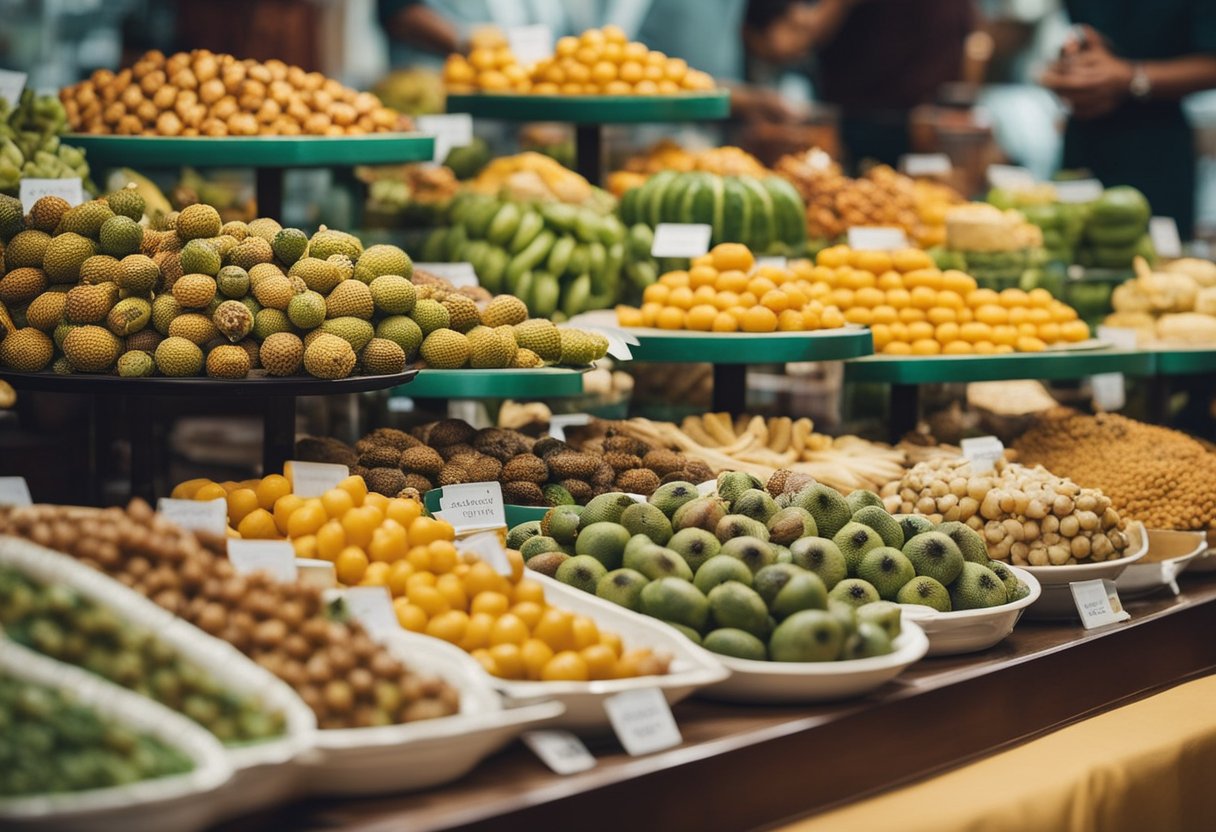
(1129, 63, 1152, 100)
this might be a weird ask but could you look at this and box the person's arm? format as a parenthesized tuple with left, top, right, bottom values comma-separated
(379, 0, 461, 55)
(1041, 25, 1216, 119)
(745, 0, 860, 64)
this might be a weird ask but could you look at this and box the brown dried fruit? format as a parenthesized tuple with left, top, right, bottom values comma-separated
(399, 446, 444, 477)
(502, 481, 546, 506)
(500, 453, 549, 484)
(615, 468, 661, 496)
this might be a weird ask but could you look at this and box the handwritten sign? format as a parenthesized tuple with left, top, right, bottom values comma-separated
(961, 435, 1004, 474)
(287, 461, 348, 497)
(437, 481, 506, 533)
(523, 730, 596, 774)
(157, 498, 227, 535)
(1070, 578, 1130, 629)
(227, 540, 298, 582)
(603, 688, 682, 756)
(20, 178, 83, 213)
(651, 223, 712, 258)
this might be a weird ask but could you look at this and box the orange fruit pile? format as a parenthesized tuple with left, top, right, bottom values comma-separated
(444, 25, 714, 96)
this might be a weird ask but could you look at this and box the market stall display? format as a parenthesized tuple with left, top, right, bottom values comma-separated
(0, 89, 94, 196)
(1104, 256, 1216, 346)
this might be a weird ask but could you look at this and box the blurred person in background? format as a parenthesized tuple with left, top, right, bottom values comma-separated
(378, 0, 574, 67)
(745, 0, 976, 170)
(1040, 2, 1216, 238)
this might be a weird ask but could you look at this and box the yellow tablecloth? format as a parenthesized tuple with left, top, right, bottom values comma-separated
(783, 674, 1216, 832)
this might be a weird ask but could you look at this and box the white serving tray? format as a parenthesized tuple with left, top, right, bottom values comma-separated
(1115, 529, 1207, 597)
(900, 565, 1041, 656)
(1021, 522, 1148, 619)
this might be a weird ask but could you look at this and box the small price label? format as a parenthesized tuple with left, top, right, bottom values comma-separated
(548, 412, 591, 441)
(901, 153, 952, 176)
(461, 530, 513, 577)
(0, 476, 32, 507)
(696, 480, 716, 495)
(651, 223, 712, 258)
(987, 164, 1036, 189)
(1090, 373, 1125, 412)
(961, 435, 1004, 474)
(287, 461, 349, 497)
(754, 256, 788, 272)
(438, 481, 506, 533)
(603, 687, 682, 756)
(19, 178, 83, 213)
(157, 498, 227, 536)
(416, 113, 473, 164)
(523, 730, 596, 775)
(227, 539, 298, 582)
(414, 262, 479, 288)
(341, 586, 398, 639)
(848, 227, 909, 251)
(1070, 578, 1130, 629)
(0, 70, 27, 107)
(1054, 179, 1104, 204)
(1096, 326, 1138, 350)
(1149, 217, 1182, 259)
(506, 24, 554, 65)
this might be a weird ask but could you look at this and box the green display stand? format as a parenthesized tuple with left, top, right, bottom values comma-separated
(445, 90, 729, 185)
(395, 367, 585, 399)
(422, 487, 548, 528)
(67, 133, 435, 220)
(623, 326, 873, 414)
(1152, 348, 1216, 376)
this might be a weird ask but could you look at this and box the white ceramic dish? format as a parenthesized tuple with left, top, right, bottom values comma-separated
(1021, 522, 1148, 619)
(899, 566, 1041, 656)
(0, 536, 316, 817)
(699, 618, 929, 704)
(298, 628, 564, 795)
(494, 574, 729, 730)
(1179, 529, 1216, 572)
(1115, 529, 1207, 597)
(0, 641, 232, 832)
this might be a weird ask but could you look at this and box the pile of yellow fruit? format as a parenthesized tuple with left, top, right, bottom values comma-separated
(172, 471, 671, 682)
(809, 245, 1090, 355)
(615, 243, 850, 333)
(443, 25, 714, 96)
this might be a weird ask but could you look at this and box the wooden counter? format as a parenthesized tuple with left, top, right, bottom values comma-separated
(218, 574, 1216, 832)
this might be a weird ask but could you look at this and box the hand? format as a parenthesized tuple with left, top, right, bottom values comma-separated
(729, 84, 803, 123)
(1041, 25, 1134, 119)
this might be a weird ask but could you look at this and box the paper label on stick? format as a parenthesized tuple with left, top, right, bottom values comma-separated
(1070, 579, 1130, 629)
(0, 70, 27, 107)
(847, 227, 909, 251)
(227, 540, 298, 582)
(1096, 326, 1138, 350)
(20, 178, 83, 213)
(1054, 179, 1103, 204)
(1149, 217, 1182, 259)
(414, 261, 479, 287)
(461, 530, 513, 577)
(341, 586, 398, 639)
(437, 481, 506, 533)
(1091, 373, 1126, 412)
(603, 687, 682, 756)
(0, 477, 32, 507)
(651, 223, 712, 258)
(287, 461, 349, 497)
(416, 113, 473, 164)
(157, 498, 227, 535)
(523, 730, 597, 774)
(961, 435, 1004, 474)
(548, 412, 591, 441)
(506, 24, 554, 65)
(901, 153, 952, 176)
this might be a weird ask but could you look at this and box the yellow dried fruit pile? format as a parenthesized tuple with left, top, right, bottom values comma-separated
(62, 49, 408, 137)
(1014, 411, 1216, 531)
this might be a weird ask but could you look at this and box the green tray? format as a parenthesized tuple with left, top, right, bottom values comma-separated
(422, 487, 548, 528)
(625, 327, 873, 364)
(445, 91, 729, 124)
(394, 367, 585, 398)
(65, 133, 435, 167)
(1152, 348, 1216, 375)
(844, 348, 1154, 384)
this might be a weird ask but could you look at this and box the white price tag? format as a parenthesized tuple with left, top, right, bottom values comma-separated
(523, 730, 596, 775)
(960, 435, 1004, 474)
(1096, 325, 1138, 350)
(227, 539, 298, 582)
(754, 256, 788, 272)
(901, 153, 952, 176)
(341, 586, 398, 638)
(548, 412, 591, 441)
(1090, 373, 1125, 412)
(1070, 578, 1130, 629)
(696, 480, 717, 496)
(437, 481, 506, 533)
(987, 164, 1036, 189)
(157, 498, 227, 535)
(506, 24, 554, 65)
(416, 113, 473, 164)
(19, 178, 83, 213)
(1054, 179, 1104, 204)
(0, 70, 27, 107)
(651, 223, 712, 258)
(625, 493, 648, 504)
(0, 476, 32, 507)
(287, 460, 349, 497)
(603, 687, 682, 756)
(461, 530, 513, 576)
(414, 262, 479, 288)
(848, 226, 909, 251)
(1149, 216, 1182, 259)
